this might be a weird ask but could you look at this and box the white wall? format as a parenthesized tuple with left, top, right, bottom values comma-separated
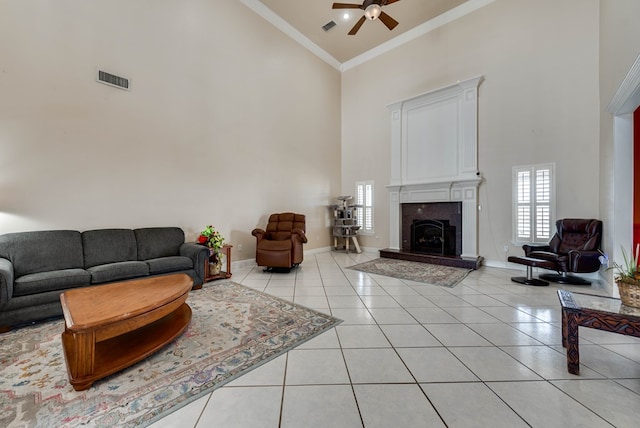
(4, 0, 640, 271)
(598, 0, 640, 291)
(0, 0, 342, 261)
(341, 0, 601, 264)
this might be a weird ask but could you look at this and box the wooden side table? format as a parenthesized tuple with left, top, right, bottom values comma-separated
(204, 244, 233, 282)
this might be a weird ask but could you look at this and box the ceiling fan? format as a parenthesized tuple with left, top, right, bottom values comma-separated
(332, 0, 401, 35)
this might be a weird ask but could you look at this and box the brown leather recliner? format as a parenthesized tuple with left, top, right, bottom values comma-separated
(523, 218, 602, 285)
(251, 213, 307, 271)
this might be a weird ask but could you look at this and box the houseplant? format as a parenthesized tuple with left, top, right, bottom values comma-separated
(609, 245, 640, 308)
(197, 225, 225, 275)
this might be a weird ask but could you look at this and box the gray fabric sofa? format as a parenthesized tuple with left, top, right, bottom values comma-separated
(0, 227, 209, 329)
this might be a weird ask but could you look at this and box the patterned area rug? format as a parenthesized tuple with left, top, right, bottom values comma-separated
(0, 282, 341, 427)
(349, 258, 471, 287)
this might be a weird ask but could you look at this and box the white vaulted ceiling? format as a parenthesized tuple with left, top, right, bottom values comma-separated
(241, 0, 493, 70)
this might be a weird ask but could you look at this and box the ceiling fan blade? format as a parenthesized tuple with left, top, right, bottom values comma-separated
(378, 11, 399, 31)
(384, 0, 402, 5)
(332, 3, 364, 9)
(348, 16, 367, 35)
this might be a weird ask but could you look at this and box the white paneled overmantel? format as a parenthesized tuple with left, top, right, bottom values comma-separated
(386, 76, 484, 259)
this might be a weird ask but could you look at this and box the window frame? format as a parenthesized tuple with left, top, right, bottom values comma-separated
(355, 180, 374, 236)
(512, 163, 556, 244)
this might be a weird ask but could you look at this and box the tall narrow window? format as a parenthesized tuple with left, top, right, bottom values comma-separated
(513, 164, 555, 243)
(355, 180, 374, 235)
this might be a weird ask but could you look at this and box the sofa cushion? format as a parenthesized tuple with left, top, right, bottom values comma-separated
(134, 228, 185, 261)
(0, 230, 83, 277)
(82, 229, 138, 268)
(87, 261, 149, 284)
(146, 256, 193, 275)
(13, 269, 91, 296)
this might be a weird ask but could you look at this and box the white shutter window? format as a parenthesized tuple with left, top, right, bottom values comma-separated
(516, 170, 531, 241)
(513, 164, 555, 243)
(356, 184, 364, 228)
(517, 206, 531, 240)
(355, 180, 374, 234)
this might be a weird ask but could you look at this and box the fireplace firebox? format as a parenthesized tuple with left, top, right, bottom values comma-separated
(411, 219, 456, 256)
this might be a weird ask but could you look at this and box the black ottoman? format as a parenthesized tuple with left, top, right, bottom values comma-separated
(507, 256, 557, 287)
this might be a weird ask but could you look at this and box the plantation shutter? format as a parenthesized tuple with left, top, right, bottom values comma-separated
(355, 180, 374, 234)
(513, 164, 554, 243)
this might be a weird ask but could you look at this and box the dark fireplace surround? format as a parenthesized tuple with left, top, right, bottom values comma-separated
(379, 201, 480, 269)
(402, 202, 462, 256)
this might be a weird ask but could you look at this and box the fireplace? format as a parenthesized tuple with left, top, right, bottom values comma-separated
(380, 198, 477, 268)
(402, 202, 462, 256)
(384, 76, 483, 269)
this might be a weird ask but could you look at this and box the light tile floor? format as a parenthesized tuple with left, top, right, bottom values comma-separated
(151, 251, 640, 428)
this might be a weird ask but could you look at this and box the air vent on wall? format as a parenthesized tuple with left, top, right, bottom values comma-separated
(97, 69, 130, 91)
(322, 21, 337, 32)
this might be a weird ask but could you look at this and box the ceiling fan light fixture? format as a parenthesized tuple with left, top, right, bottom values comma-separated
(364, 4, 382, 21)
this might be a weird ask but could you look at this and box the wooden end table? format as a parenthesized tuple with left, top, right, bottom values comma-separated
(557, 289, 640, 374)
(60, 274, 193, 390)
(204, 244, 233, 282)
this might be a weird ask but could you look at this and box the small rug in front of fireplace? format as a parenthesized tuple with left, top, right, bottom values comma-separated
(348, 258, 471, 287)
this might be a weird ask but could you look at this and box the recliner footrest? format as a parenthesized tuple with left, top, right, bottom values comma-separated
(507, 256, 556, 287)
(507, 256, 557, 270)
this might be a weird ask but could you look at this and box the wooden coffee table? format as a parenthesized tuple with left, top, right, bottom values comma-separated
(557, 289, 640, 374)
(60, 273, 193, 391)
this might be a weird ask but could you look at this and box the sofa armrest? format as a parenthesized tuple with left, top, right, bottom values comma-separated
(180, 243, 210, 285)
(0, 258, 14, 307)
(292, 228, 308, 244)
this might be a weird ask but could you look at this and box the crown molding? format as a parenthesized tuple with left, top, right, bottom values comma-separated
(341, 0, 496, 71)
(239, 0, 342, 71)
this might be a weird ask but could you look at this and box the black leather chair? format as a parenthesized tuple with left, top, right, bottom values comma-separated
(523, 218, 602, 285)
(251, 213, 307, 272)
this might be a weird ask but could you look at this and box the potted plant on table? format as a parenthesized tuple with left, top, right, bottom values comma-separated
(608, 245, 640, 308)
(198, 225, 225, 275)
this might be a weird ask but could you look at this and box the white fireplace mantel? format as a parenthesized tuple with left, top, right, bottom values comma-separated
(386, 76, 483, 259)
